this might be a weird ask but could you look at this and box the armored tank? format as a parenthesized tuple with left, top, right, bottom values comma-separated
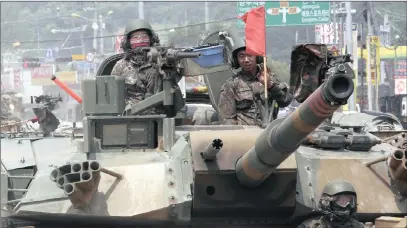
(2, 31, 407, 227)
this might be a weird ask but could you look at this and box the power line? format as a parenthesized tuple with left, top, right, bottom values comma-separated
(1, 14, 129, 26)
(1, 14, 78, 25)
(370, 4, 406, 51)
(1, 17, 237, 45)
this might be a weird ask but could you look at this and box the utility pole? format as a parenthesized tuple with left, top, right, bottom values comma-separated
(81, 30, 85, 54)
(360, 24, 365, 111)
(99, 14, 104, 55)
(332, 3, 337, 45)
(138, 1, 144, 19)
(295, 30, 298, 44)
(394, 35, 400, 73)
(366, 2, 373, 111)
(339, 16, 344, 51)
(345, 2, 355, 111)
(37, 20, 40, 49)
(205, 2, 209, 32)
(184, 9, 188, 44)
(92, 2, 98, 52)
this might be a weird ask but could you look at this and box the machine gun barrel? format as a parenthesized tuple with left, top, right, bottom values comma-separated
(51, 75, 83, 104)
(171, 50, 201, 59)
(235, 66, 354, 187)
(143, 47, 201, 66)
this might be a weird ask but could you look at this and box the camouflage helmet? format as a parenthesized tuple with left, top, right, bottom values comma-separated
(230, 41, 246, 69)
(322, 180, 356, 196)
(228, 32, 263, 68)
(122, 19, 160, 50)
(320, 180, 358, 216)
(124, 19, 153, 38)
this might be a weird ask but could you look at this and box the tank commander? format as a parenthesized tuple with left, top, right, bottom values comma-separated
(217, 45, 293, 126)
(298, 180, 364, 228)
(111, 19, 165, 115)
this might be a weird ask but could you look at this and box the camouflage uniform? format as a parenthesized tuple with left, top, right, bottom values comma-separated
(33, 107, 60, 137)
(218, 70, 293, 126)
(111, 58, 165, 114)
(111, 19, 165, 115)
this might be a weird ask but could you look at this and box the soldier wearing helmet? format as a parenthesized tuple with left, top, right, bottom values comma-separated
(298, 180, 364, 228)
(111, 19, 164, 114)
(217, 43, 292, 126)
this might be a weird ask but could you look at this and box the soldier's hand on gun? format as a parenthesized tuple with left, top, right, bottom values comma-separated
(257, 65, 274, 89)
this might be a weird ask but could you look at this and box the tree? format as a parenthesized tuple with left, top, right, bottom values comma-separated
(268, 59, 291, 83)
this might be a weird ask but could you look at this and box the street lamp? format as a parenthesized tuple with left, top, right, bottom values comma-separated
(98, 11, 114, 55)
(71, 13, 98, 51)
(71, 11, 113, 54)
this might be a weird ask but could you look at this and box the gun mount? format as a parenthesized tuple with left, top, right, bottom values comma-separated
(30, 95, 62, 111)
(28, 94, 63, 136)
(126, 47, 202, 117)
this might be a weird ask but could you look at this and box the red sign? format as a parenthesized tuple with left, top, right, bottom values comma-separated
(394, 60, 407, 79)
(395, 78, 407, 95)
(115, 36, 124, 54)
(31, 66, 53, 85)
(13, 68, 22, 90)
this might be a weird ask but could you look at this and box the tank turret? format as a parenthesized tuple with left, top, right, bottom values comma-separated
(236, 64, 355, 187)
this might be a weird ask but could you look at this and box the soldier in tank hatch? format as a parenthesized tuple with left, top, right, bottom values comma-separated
(298, 180, 364, 228)
(111, 19, 165, 115)
(217, 45, 293, 127)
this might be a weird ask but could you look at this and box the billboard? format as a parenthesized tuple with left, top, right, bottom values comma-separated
(54, 71, 78, 84)
(13, 68, 22, 90)
(31, 64, 77, 86)
(31, 65, 54, 86)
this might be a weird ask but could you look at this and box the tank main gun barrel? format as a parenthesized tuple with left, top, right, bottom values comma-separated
(51, 75, 83, 104)
(235, 66, 354, 187)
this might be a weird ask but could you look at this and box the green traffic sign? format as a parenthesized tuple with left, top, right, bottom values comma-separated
(236, 1, 265, 28)
(265, 1, 331, 26)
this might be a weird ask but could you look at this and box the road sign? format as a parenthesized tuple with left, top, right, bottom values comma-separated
(371, 36, 380, 44)
(315, 23, 339, 44)
(369, 36, 381, 85)
(315, 23, 357, 45)
(13, 68, 22, 90)
(395, 78, 407, 95)
(236, 1, 265, 28)
(72, 55, 86, 61)
(31, 65, 54, 86)
(394, 60, 407, 79)
(45, 49, 54, 59)
(75, 61, 92, 70)
(265, 1, 330, 26)
(86, 53, 95, 62)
